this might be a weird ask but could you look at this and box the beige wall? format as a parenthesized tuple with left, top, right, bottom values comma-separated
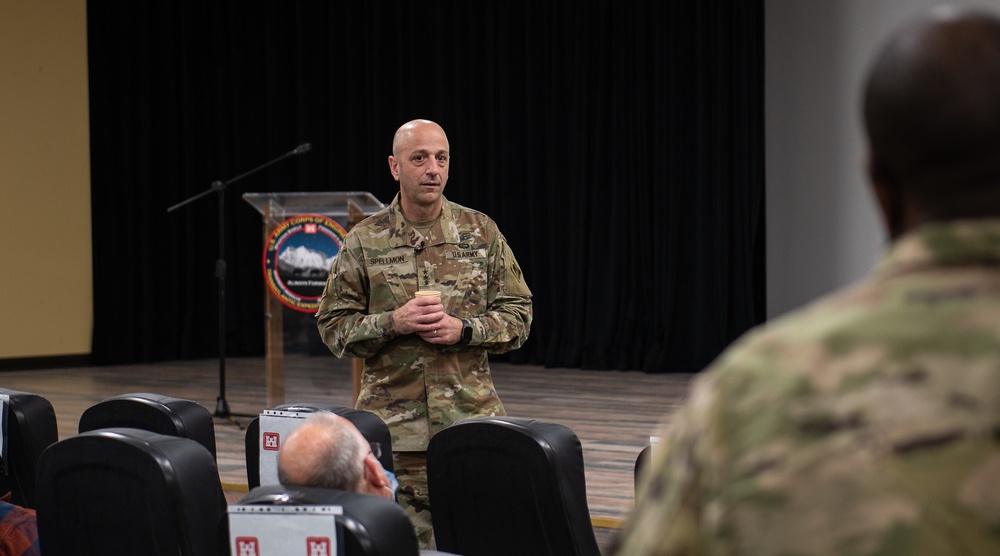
(0, 0, 92, 359)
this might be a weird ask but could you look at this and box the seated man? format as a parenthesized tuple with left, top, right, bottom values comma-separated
(278, 412, 396, 500)
(278, 413, 463, 556)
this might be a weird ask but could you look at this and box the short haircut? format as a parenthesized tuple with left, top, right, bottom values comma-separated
(277, 412, 367, 492)
(863, 8, 1000, 212)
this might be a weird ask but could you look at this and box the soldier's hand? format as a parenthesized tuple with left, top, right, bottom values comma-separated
(417, 314, 463, 345)
(390, 296, 446, 336)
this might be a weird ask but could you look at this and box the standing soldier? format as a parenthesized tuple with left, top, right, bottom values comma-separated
(316, 119, 532, 548)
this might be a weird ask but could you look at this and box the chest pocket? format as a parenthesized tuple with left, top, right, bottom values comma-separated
(367, 265, 412, 312)
(443, 249, 488, 317)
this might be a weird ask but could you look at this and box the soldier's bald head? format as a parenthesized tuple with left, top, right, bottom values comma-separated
(863, 7, 1000, 217)
(392, 119, 449, 159)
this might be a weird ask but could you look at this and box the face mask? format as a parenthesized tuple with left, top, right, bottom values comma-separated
(381, 463, 399, 500)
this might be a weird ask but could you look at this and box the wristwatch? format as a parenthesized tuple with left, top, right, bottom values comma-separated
(459, 319, 474, 346)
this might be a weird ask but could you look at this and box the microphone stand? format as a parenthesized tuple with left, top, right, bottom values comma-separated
(167, 143, 312, 428)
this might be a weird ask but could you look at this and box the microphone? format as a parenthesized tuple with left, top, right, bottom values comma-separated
(291, 143, 312, 156)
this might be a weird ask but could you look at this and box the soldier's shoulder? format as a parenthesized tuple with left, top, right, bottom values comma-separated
(343, 205, 397, 245)
(351, 204, 394, 231)
(445, 199, 497, 227)
(705, 278, 887, 396)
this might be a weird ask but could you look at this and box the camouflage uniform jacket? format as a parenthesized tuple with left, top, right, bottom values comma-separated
(316, 194, 532, 451)
(616, 219, 1000, 556)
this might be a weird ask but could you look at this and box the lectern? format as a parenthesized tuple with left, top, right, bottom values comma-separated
(243, 192, 384, 407)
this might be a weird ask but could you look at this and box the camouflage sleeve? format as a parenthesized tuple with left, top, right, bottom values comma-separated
(315, 232, 399, 359)
(469, 228, 533, 353)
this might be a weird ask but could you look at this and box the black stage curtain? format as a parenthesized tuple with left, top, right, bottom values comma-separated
(88, 0, 764, 373)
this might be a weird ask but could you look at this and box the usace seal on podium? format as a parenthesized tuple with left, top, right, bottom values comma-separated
(262, 213, 347, 313)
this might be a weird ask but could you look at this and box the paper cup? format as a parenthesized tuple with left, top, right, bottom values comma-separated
(415, 290, 441, 298)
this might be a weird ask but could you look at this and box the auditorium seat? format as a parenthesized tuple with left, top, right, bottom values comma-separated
(36, 427, 228, 555)
(0, 388, 59, 508)
(634, 444, 652, 490)
(240, 484, 419, 556)
(78, 392, 217, 459)
(245, 403, 393, 488)
(427, 416, 601, 556)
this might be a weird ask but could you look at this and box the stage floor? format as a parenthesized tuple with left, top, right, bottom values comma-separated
(0, 354, 694, 552)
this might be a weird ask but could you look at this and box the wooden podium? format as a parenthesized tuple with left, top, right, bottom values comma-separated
(242, 192, 384, 407)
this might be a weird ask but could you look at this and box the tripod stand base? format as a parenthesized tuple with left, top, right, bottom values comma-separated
(213, 397, 246, 430)
(212, 397, 258, 430)
(214, 396, 232, 418)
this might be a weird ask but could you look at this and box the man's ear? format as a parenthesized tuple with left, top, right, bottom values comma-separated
(363, 454, 395, 500)
(388, 155, 401, 181)
(364, 453, 388, 488)
(866, 153, 902, 239)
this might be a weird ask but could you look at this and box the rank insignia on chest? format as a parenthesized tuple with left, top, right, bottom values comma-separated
(419, 266, 435, 288)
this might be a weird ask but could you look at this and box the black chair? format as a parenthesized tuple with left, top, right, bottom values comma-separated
(427, 416, 601, 556)
(240, 484, 419, 556)
(246, 403, 393, 488)
(634, 444, 652, 491)
(0, 388, 58, 508)
(78, 392, 217, 459)
(36, 427, 228, 556)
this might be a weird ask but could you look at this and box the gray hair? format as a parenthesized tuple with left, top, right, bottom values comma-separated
(277, 412, 368, 491)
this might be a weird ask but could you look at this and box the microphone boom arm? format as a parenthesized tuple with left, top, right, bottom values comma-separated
(167, 143, 311, 213)
(164, 141, 311, 424)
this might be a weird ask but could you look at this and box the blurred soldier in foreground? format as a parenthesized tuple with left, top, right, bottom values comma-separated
(615, 7, 1000, 555)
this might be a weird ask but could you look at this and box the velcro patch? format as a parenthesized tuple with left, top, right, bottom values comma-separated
(445, 249, 487, 260)
(368, 254, 409, 267)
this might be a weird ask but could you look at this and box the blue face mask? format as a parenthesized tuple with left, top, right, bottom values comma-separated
(381, 465, 399, 500)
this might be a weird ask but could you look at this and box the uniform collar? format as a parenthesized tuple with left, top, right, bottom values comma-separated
(876, 218, 1000, 279)
(385, 193, 461, 248)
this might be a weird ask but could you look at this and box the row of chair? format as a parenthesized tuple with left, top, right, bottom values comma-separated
(0, 388, 603, 556)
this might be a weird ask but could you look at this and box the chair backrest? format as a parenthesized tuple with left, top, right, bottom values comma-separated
(78, 392, 217, 459)
(245, 403, 393, 488)
(36, 427, 227, 556)
(240, 484, 419, 556)
(0, 388, 58, 508)
(634, 444, 652, 491)
(427, 416, 601, 556)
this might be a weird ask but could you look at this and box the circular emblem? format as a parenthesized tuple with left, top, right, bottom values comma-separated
(262, 214, 347, 313)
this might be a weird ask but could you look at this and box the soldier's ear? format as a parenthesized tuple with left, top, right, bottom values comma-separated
(388, 155, 401, 181)
(867, 153, 904, 239)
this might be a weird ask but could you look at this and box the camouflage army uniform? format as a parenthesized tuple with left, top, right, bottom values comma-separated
(615, 219, 1000, 556)
(316, 193, 532, 543)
